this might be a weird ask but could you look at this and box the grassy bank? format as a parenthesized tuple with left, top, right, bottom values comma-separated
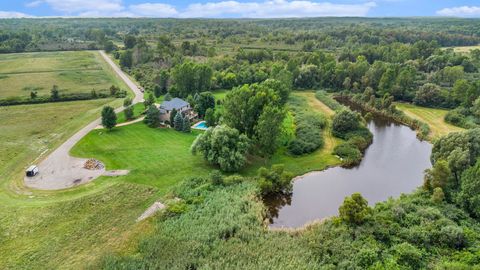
(396, 103, 464, 139)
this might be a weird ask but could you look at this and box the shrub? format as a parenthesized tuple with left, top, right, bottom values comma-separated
(332, 109, 360, 138)
(334, 143, 362, 167)
(287, 112, 326, 155)
(257, 165, 293, 196)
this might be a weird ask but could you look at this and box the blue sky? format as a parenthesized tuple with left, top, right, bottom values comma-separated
(0, 0, 479, 18)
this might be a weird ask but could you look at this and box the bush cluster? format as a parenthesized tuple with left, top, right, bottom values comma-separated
(288, 112, 326, 155)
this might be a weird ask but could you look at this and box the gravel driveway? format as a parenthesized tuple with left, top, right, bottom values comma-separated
(24, 51, 144, 190)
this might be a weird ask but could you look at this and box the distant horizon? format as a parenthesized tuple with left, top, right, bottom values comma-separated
(0, 1, 479, 19)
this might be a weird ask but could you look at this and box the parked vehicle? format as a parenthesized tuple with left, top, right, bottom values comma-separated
(25, 165, 39, 177)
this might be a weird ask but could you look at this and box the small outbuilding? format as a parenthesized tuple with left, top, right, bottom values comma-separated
(25, 165, 39, 177)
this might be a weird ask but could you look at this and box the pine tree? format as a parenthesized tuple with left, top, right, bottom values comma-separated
(174, 113, 183, 131)
(101, 106, 117, 130)
(182, 117, 191, 133)
(144, 105, 160, 128)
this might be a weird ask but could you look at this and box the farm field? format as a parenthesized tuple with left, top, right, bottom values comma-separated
(395, 103, 464, 139)
(0, 51, 125, 99)
(450, 45, 480, 53)
(0, 50, 141, 269)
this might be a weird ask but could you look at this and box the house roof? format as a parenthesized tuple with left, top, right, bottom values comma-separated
(160, 98, 189, 111)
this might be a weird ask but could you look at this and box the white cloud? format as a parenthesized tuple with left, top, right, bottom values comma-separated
(0, 11, 34, 18)
(23, 0, 377, 18)
(437, 6, 480, 17)
(129, 3, 178, 17)
(180, 0, 376, 18)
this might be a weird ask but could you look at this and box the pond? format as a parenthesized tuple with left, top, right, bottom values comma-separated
(266, 116, 432, 228)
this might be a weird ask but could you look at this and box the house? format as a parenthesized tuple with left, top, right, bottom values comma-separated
(158, 98, 196, 123)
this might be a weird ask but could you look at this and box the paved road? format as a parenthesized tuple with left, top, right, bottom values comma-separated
(24, 51, 144, 190)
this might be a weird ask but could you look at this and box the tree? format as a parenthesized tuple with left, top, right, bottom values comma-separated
(257, 165, 294, 196)
(339, 193, 371, 225)
(332, 109, 360, 138)
(119, 50, 133, 69)
(423, 160, 451, 192)
(101, 106, 117, 130)
(169, 108, 177, 125)
(255, 105, 285, 156)
(50, 85, 60, 101)
(123, 97, 133, 120)
(204, 108, 216, 127)
(144, 92, 155, 109)
(164, 92, 172, 101)
(195, 92, 215, 118)
(182, 117, 191, 133)
(174, 113, 183, 131)
(109, 85, 119, 96)
(124, 34, 136, 49)
(104, 40, 116, 53)
(144, 105, 160, 128)
(191, 125, 250, 172)
(413, 83, 444, 107)
(458, 161, 480, 217)
(30, 91, 37, 99)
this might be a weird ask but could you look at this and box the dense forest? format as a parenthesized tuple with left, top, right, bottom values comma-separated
(3, 17, 480, 268)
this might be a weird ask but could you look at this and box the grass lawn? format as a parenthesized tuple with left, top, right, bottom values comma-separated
(71, 124, 213, 192)
(0, 51, 126, 99)
(396, 102, 464, 139)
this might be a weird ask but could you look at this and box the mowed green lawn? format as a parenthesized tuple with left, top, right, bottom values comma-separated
(71, 124, 213, 192)
(396, 103, 464, 139)
(0, 51, 123, 99)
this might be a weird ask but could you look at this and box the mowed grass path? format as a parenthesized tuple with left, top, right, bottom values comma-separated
(396, 103, 464, 139)
(71, 124, 213, 192)
(0, 51, 122, 98)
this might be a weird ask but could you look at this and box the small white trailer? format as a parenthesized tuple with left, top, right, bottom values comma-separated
(26, 165, 39, 177)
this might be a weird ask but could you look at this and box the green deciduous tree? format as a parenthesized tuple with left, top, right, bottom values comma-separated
(423, 159, 451, 192)
(332, 109, 360, 138)
(195, 92, 215, 118)
(339, 193, 371, 225)
(191, 125, 250, 172)
(204, 108, 216, 127)
(123, 97, 134, 120)
(101, 106, 117, 130)
(255, 105, 285, 156)
(458, 161, 480, 217)
(257, 165, 293, 196)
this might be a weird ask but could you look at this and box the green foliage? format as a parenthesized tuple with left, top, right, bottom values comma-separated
(182, 117, 191, 133)
(458, 160, 480, 217)
(144, 104, 160, 128)
(333, 143, 362, 167)
(169, 108, 177, 125)
(257, 165, 293, 196)
(195, 91, 215, 118)
(119, 49, 132, 68)
(204, 108, 216, 127)
(172, 61, 212, 97)
(164, 92, 172, 101)
(332, 109, 360, 138)
(255, 105, 286, 156)
(338, 193, 371, 225)
(101, 106, 116, 130)
(391, 242, 424, 269)
(50, 84, 59, 101)
(191, 125, 250, 172)
(432, 187, 445, 203)
(413, 83, 445, 107)
(423, 159, 451, 192)
(174, 112, 184, 131)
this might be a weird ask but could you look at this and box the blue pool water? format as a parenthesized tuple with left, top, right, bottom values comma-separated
(194, 121, 208, 129)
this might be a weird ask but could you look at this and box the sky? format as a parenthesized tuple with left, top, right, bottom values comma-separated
(0, 0, 480, 18)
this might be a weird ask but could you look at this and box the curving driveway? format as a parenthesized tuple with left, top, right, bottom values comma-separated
(24, 51, 144, 190)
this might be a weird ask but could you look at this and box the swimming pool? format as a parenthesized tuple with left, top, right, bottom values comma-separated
(192, 121, 208, 130)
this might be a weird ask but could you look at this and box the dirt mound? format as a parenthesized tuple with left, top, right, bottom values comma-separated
(84, 159, 104, 170)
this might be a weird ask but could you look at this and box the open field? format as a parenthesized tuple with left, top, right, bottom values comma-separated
(450, 45, 480, 53)
(0, 51, 125, 99)
(0, 50, 146, 269)
(396, 103, 464, 139)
